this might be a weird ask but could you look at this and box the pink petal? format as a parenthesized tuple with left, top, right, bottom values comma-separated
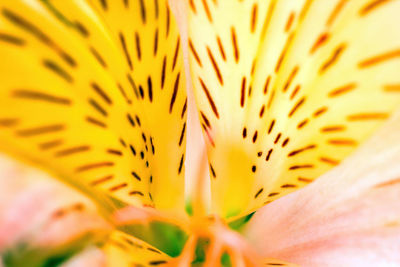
(60, 247, 106, 267)
(0, 153, 110, 250)
(244, 110, 400, 266)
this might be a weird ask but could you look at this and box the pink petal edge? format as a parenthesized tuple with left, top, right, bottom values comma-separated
(244, 109, 400, 267)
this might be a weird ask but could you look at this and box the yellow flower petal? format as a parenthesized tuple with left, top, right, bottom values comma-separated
(186, 0, 400, 218)
(0, 0, 187, 211)
(103, 231, 170, 267)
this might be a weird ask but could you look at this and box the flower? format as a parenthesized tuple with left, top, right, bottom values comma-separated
(0, 0, 400, 266)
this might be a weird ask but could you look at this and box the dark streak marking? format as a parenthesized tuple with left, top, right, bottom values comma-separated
(250, 59, 257, 75)
(129, 191, 144, 196)
(127, 73, 139, 98)
(181, 98, 187, 119)
(313, 106, 328, 117)
(119, 138, 127, 148)
(254, 188, 263, 198)
(288, 97, 305, 117)
(0, 32, 25, 45)
(139, 0, 146, 23)
(282, 138, 289, 147)
(268, 192, 279, 197)
(210, 163, 216, 178)
(90, 46, 107, 68)
(172, 37, 180, 71)
(135, 115, 141, 126)
(283, 66, 298, 92)
(216, 36, 226, 61)
(327, 139, 357, 146)
(285, 12, 295, 32)
(263, 76, 271, 94)
(75, 161, 114, 172)
(178, 154, 184, 174)
(242, 127, 247, 138)
(109, 183, 127, 192)
(55, 145, 90, 157)
(127, 114, 136, 127)
(207, 47, 223, 85)
(201, 112, 211, 128)
(320, 156, 339, 165)
(149, 261, 167, 266)
(147, 247, 161, 254)
(384, 84, 400, 92)
(0, 118, 19, 127)
(274, 133, 281, 144)
(268, 119, 275, 134)
(131, 171, 142, 181)
(189, 39, 202, 66)
(259, 105, 265, 118)
(347, 112, 388, 120)
(166, 6, 170, 37)
(12, 90, 71, 105)
(327, 0, 347, 26)
(88, 98, 107, 117)
(359, 0, 391, 16)
(288, 144, 316, 157)
(201, 0, 213, 22)
(39, 139, 63, 150)
(43, 59, 73, 83)
(99, 0, 107, 10)
(150, 137, 155, 154)
(17, 124, 65, 137)
(129, 144, 136, 156)
(169, 72, 180, 113)
(267, 90, 275, 109)
(154, 0, 159, 18)
(251, 4, 258, 33)
(319, 43, 347, 74)
(75, 21, 89, 37)
(161, 56, 167, 89)
(2, 9, 76, 67)
(290, 85, 301, 100)
(328, 83, 357, 97)
(321, 125, 346, 132)
(281, 184, 297, 188)
(147, 76, 153, 102)
(91, 82, 112, 105)
(310, 32, 329, 54)
(297, 119, 309, 129)
(240, 77, 246, 107)
(107, 149, 123, 156)
(91, 175, 113, 186)
(135, 32, 141, 60)
(189, 0, 197, 13)
(275, 33, 294, 73)
(289, 164, 314, 170)
(375, 178, 400, 188)
(199, 78, 220, 118)
(252, 131, 258, 143)
(179, 123, 186, 146)
(231, 27, 239, 62)
(123, 0, 129, 8)
(252, 165, 257, 173)
(119, 32, 133, 70)
(358, 49, 400, 68)
(117, 83, 131, 104)
(86, 116, 107, 128)
(153, 28, 159, 56)
(298, 177, 313, 183)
